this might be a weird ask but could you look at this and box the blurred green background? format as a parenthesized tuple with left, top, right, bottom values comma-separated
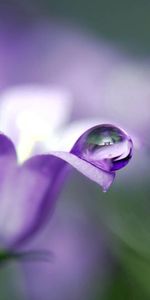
(2, 0, 150, 55)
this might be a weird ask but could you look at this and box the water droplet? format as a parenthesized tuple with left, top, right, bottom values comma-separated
(71, 124, 133, 172)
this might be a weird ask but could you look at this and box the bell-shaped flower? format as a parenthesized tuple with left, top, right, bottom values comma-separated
(0, 85, 133, 259)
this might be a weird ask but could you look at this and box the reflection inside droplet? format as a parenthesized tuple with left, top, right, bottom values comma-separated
(71, 124, 133, 172)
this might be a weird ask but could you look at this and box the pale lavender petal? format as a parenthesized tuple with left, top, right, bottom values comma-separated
(46, 151, 115, 192)
(0, 86, 72, 161)
(18, 155, 66, 245)
(0, 152, 65, 248)
(0, 163, 51, 249)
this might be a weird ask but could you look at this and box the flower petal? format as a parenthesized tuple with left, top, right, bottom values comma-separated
(11, 155, 65, 248)
(20, 155, 67, 241)
(25, 152, 115, 194)
(0, 85, 72, 161)
(0, 162, 51, 248)
(0, 135, 113, 248)
(0, 85, 72, 134)
(47, 151, 115, 192)
(0, 133, 16, 159)
(0, 146, 65, 248)
(0, 133, 17, 190)
(16, 150, 113, 246)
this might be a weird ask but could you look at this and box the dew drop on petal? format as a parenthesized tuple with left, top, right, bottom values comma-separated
(71, 124, 133, 172)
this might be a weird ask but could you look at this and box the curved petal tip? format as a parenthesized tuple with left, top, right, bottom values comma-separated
(48, 151, 115, 191)
(0, 133, 17, 159)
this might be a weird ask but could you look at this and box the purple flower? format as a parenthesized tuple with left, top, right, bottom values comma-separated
(0, 18, 144, 299)
(0, 85, 133, 254)
(0, 131, 120, 248)
(0, 133, 56, 250)
(0, 129, 132, 253)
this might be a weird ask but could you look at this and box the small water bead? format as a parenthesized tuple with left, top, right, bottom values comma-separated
(71, 124, 133, 172)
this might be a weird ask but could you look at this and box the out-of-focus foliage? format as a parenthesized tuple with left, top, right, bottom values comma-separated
(97, 160, 150, 299)
(2, 0, 150, 55)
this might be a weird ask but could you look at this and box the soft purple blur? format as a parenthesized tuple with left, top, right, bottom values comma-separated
(0, 134, 65, 249)
(0, 13, 150, 300)
(1, 17, 150, 148)
(22, 203, 113, 300)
